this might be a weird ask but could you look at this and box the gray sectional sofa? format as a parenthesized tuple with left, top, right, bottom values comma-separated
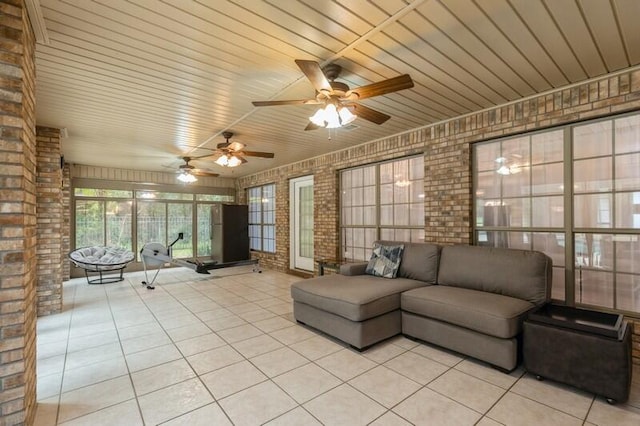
(291, 242, 552, 371)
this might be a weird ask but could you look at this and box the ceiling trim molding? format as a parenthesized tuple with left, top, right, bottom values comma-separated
(24, 0, 50, 45)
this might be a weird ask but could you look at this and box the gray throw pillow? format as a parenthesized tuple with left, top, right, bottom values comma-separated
(365, 243, 404, 278)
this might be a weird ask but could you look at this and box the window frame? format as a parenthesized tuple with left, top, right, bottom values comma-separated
(472, 111, 640, 316)
(247, 183, 276, 253)
(339, 155, 425, 261)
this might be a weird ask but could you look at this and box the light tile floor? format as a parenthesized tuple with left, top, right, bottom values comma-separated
(34, 267, 640, 426)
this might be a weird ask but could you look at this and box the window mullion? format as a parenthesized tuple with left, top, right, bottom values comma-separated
(564, 126, 575, 307)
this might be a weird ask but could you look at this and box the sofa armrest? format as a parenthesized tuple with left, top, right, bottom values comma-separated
(340, 262, 368, 276)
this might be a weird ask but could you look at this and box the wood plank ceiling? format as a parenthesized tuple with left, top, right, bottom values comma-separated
(34, 0, 640, 178)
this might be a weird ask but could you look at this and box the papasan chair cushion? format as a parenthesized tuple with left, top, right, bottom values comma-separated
(69, 246, 135, 283)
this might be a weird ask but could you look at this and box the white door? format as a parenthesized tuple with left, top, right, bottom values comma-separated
(290, 175, 314, 271)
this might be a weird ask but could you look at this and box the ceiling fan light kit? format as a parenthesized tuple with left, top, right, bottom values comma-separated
(215, 154, 242, 168)
(309, 102, 357, 129)
(177, 172, 197, 183)
(252, 59, 414, 130)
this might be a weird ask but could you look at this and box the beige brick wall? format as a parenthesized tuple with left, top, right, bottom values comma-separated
(237, 69, 640, 366)
(36, 126, 63, 315)
(0, 0, 38, 424)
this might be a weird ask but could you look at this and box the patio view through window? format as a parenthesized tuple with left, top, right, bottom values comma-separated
(340, 155, 425, 261)
(74, 189, 234, 260)
(473, 112, 640, 315)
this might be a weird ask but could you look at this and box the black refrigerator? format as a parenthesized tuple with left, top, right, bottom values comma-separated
(211, 204, 250, 263)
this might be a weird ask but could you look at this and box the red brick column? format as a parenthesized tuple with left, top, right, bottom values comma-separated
(62, 162, 70, 280)
(0, 0, 38, 424)
(36, 126, 63, 315)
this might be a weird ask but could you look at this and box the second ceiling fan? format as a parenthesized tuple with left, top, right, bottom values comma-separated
(207, 131, 274, 168)
(252, 59, 414, 130)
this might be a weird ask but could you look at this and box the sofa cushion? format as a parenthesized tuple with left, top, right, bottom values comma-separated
(291, 274, 429, 322)
(401, 286, 535, 339)
(365, 243, 404, 278)
(438, 245, 552, 305)
(377, 241, 440, 283)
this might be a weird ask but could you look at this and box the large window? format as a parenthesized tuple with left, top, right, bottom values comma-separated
(74, 188, 233, 260)
(340, 156, 424, 261)
(572, 116, 640, 312)
(248, 184, 276, 253)
(475, 130, 566, 300)
(473, 112, 640, 315)
(75, 190, 133, 250)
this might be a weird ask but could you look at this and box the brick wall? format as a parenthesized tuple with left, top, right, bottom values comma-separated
(62, 162, 70, 280)
(237, 68, 640, 367)
(0, 0, 38, 424)
(36, 126, 62, 315)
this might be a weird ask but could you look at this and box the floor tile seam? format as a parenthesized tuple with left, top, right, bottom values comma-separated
(366, 409, 395, 425)
(300, 381, 387, 420)
(380, 346, 454, 384)
(52, 281, 82, 426)
(480, 367, 592, 423)
(311, 351, 383, 384)
(451, 364, 524, 391)
(118, 328, 170, 344)
(204, 372, 271, 402)
(155, 401, 233, 426)
(252, 316, 299, 334)
(60, 371, 131, 395)
(133, 373, 200, 399)
(265, 403, 324, 426)
(271, 370, 345, 410)
(57, 395, 140, 425)
(221, 337, 334, 409)
(102, 278, 149, 425)
(62, 349, 128, 373)
(248, 356, 314, 381)
(427, 371, 511, 414)
(64, 339, 123, 355)
(507, 385, 595, 420)
(476, 366, 530, 422)
(285, 342, 343, 364)
(408, 343, 467, 371)
(475, 415, 507, 425)
(582, 396, 597, 425)
(349, 367, 425, 412)
(166, 327, 216, 343)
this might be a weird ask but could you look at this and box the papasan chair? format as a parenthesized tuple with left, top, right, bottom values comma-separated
(69, 246, 135, 284)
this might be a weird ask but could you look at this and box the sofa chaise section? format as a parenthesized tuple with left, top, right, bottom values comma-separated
(291, 242, 440, 349)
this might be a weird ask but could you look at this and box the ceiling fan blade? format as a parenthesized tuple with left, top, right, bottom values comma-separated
(350, 103, 391, 125)
(295, 59, 332, 92)
(192, 169, 219, 177)
(304, 122, 320, 131)
(346, 74, 414, 100)
(240, 150, 275, 158)
(252, 99, 319, 107)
